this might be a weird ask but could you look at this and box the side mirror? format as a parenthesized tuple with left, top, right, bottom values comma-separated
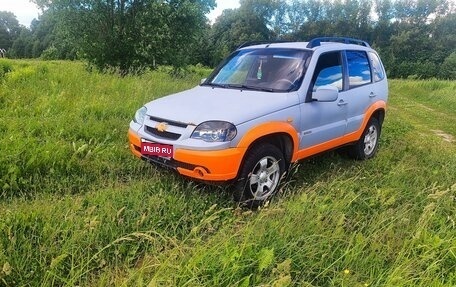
(200, 78, 207, 85)
(312, 85, 339, 102)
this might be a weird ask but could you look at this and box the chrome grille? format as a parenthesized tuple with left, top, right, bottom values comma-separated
(145, 125, 181, 140)
(149, 116, 188, 128)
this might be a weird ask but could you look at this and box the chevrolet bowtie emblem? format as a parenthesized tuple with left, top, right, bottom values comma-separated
(156, 122, 168, 132)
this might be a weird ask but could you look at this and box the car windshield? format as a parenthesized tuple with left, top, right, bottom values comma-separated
(204, 48, 311, 92)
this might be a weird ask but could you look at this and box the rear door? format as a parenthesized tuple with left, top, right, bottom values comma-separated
(344, 50, 374, 134)
(368, 51, 388, 103)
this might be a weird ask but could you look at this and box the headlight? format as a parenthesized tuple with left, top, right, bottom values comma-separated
(191, 121, 237, 142)
(133, 106, 147, 125)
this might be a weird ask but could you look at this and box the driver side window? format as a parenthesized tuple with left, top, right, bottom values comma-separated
(311, 51, 343, 92)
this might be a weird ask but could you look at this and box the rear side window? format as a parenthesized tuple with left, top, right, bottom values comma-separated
(369, 52, 385, 82)
(346, 51, 371, 88)
(311, 51, 343, 92)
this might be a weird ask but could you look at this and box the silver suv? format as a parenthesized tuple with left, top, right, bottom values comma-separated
(128, 37, 388, 206)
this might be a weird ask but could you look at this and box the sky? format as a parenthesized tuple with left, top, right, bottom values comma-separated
(0, 0, 240, 27)
(0, 0, 40, 27)
(208, 0, 240, 23)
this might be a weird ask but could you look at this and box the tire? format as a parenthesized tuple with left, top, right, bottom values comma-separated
(348, 117, 381, 160)
(233, 143, 286, 208)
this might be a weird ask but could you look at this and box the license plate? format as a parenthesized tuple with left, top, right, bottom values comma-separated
(141, 142, 173, 158)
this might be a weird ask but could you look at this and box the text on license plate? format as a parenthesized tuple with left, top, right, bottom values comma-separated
(141, 142, 173, 157)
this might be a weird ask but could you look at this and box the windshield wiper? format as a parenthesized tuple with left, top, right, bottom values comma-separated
(226, 84, 279, 92)
(201, 82, 229, 89)
(202, 82, 284, 92)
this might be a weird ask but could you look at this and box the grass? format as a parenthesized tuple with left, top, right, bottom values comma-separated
(0, 60, 455, 286)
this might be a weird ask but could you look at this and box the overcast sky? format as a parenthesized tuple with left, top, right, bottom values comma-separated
(0, 0, 240, 27)
(0, 0, 40, 27)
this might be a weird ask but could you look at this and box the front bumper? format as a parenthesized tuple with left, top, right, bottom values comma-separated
(128, 128, 245, 181)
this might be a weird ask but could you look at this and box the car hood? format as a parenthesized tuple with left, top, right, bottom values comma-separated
(144, 86, 299, 125)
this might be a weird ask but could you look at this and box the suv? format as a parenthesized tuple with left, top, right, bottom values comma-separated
(128, 37, 388, 206)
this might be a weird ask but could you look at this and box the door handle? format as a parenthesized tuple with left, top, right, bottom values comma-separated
(337, 100, 348, 106)
(369, 92, 376, 98)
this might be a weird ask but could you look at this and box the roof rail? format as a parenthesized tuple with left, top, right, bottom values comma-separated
(306, 37, 370, 48)
(236, 40, 290, 49)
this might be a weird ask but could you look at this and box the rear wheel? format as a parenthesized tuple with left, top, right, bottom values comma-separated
(349, 117, 381, 160)
(233, 143, 286, 208)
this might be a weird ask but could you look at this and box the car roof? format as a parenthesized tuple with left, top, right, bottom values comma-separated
(238, 37, 372, 52)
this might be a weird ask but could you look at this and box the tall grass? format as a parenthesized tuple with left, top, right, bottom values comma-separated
(0, 61, 455, 286)
(0, 60, 206, 199)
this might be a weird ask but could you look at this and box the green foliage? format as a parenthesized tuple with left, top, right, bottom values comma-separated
(27, 0, 215, 74)
(8, 28, 33, 58)
(0, 59, 12, 80)
(390, 61, 439, 79)
(3, 0, 456, 78)
(0, 60, 208, 198)
(206, 0, 456, 79)
(0, 11, 21, 50)
(0, 61, 455, 286)
(440, 52, 456, 79)
(258, 247, 275, 272)
(208, 7, 273, 65)
(40, 45, 59, 60)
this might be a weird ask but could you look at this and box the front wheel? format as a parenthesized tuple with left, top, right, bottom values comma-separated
(233, 143, 286, 208)
(348, 117, 381, 160)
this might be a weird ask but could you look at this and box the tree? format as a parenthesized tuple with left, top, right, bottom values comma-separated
(9, 28, 33, 58)
(440, 51, 456, 79)
(7, 9, 77, 59)
(32, 0, 215, 74)
(240, 0, 288, 37)
(394, 0, 448, 25)
(8, 0, 454, 79)
(287, 0, 308, 34)
(208, 6, 273, 66)
(432, 12, 456, 61)
(0, 11, 21, 52)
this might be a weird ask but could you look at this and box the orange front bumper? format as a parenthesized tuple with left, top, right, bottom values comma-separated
(128, 128, 245, 181)
(128, 128, 143, 158)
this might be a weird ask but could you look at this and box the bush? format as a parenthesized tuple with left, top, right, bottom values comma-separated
(439, 52, 456, 80)
(40, 46, 59, 60)
(390, 61, 438, 79)
(0, 59, 13, 80)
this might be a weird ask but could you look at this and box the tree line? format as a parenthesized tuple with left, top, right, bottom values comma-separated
(1, 0, 455, 79)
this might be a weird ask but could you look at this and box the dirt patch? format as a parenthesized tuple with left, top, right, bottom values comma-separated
(431, 129, 455, 143)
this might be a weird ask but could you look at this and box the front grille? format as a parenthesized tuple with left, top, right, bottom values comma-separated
(149, 116, 188, 128)
(145, 126, 181, 140)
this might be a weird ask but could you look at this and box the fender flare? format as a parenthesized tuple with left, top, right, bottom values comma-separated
(345, 100, 387, 142)
(236, 121, 300, 161)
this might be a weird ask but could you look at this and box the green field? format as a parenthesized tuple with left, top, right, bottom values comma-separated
(0, 59, 455, 286)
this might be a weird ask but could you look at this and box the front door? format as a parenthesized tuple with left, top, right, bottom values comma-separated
(299, 51, 347, 150)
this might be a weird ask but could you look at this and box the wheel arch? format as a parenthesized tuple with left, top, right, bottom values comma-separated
(236, 122, 299, 175)
(371, 108, 385, 126)
(246, 133, 294, 164)
(233, 134, 292, 206)
(349, 101, 387, 142)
